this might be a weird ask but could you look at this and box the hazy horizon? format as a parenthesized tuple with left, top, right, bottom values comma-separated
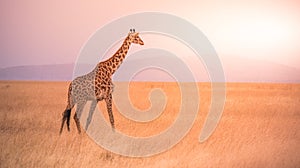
(1, 55, 299, 83)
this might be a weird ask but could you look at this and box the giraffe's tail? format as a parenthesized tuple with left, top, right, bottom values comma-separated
(59, 83, 74, 134)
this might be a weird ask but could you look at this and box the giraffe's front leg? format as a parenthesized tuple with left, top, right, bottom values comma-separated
(105, 93, 115, 130)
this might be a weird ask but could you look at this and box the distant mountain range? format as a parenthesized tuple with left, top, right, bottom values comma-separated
(221, 56, 300, 83)
(0, 57, 299, 83)
(0, 64, 74, 81)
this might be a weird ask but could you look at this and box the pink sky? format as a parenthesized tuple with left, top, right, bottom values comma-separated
(1, 0, 300, 70)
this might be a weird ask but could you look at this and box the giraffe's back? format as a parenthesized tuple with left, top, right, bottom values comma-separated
(70, 70, 97, 103)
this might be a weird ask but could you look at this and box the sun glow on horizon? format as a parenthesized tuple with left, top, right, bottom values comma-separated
(232, 18, 291, 49)
(195, 5, 300, 67)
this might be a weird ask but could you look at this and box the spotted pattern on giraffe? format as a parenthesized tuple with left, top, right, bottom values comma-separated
(60, 29, 144, 134)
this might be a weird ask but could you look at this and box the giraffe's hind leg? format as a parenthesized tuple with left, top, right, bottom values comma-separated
(85, 100, 97, 131)
(60, 108, 71, 134)
(74, 101, 86, 134)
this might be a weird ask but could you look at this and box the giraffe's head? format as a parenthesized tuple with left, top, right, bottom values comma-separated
(128, 29, 144, 45)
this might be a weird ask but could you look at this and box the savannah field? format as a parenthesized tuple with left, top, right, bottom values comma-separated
(0, 81, 299, 167)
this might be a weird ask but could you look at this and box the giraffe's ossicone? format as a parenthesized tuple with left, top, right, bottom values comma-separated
(60, 29, 144, 134)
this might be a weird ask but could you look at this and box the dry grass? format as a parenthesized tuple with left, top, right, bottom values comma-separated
(0, 81, 299, 167)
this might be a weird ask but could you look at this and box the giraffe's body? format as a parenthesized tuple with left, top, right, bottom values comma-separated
(60, 29, 144, 134)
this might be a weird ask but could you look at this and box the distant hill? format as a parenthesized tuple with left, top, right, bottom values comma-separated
(0, 57, 299, 83)
(222, 56, 300, 83)
(0, 64, 74, 81)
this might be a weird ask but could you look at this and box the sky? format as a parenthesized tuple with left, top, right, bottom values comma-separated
(1, 0, 300, 70)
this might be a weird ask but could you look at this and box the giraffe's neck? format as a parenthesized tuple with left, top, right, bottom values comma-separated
(102, 36, 131, 75)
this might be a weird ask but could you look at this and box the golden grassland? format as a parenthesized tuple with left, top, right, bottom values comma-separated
(0, 81, 299, 167)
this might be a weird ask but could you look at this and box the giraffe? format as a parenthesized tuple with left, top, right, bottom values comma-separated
(59, 29, 144, 134)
